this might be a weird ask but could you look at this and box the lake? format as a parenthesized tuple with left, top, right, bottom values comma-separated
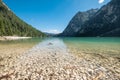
(62, 37, 120, 57)
(0, 37, 120, 79)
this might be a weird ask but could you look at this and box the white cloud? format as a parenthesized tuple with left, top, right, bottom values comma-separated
(98, 0, 104, 4)
(44, 29, 61, 34)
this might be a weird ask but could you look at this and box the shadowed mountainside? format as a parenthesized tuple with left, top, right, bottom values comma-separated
(77, 0, 120, 37)
(60, 9, 98, 37)
(60, 0, 120, 37)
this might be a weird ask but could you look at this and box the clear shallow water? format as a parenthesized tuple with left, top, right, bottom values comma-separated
(27, 37, 68, 54)
(0, 37, 120, 57)
(0, 38, 44, 45)
(62, 37, 120, 57)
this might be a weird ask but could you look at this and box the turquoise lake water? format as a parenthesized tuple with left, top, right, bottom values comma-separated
(0, 37, 120, 57)
(62, 37, 120, 57)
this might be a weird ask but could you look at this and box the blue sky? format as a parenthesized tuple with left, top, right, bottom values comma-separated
(3, 0, 110, 33)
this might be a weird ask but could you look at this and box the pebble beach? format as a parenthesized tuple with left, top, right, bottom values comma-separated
(0, 38, 120, 80)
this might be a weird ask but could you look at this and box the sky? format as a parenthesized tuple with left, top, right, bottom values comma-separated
(3, 0, 110, 34)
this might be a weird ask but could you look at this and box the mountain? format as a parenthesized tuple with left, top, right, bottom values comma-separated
(77, 0, 120, 37)
(60, 9, 98, 36)
(61, 0, 120, 37)
(0, 1, 45, 37)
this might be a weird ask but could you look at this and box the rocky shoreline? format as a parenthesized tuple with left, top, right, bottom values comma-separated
(0, 36, 31, 41)
(0, 38, 119, 80)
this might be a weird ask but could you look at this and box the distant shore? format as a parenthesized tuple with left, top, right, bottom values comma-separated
(0, 36, 31, 41)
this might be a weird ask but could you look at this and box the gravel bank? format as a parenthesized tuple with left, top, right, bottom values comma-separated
(0, 36, 31, 41)
(0, 40, 38, 80)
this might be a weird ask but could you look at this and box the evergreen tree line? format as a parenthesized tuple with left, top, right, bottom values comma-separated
(0, 1, 45, 37)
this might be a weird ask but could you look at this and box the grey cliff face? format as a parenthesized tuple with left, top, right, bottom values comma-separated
(60, 9, 98, 36)
(61, 0, 120, 37)
(77, 0, 120, 37)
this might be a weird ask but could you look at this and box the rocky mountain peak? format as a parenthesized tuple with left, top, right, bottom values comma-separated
(60, 0, 120, 37)
(60, 8, 98, 36)
(77, 0, 120, 37)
